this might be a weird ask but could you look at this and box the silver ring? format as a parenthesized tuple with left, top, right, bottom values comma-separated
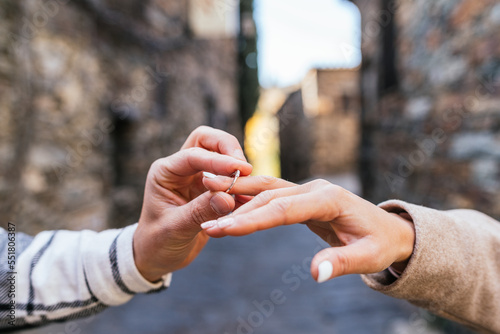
(225, 170, 240, 193)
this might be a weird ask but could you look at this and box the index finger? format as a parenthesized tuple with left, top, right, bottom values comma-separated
(202, 175, 296, 195)
(182, 126, 247, 162)
(203, 191, 339, 237)
(154, 147, 253, 179)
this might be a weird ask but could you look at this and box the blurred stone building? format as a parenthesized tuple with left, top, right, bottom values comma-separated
(354, 0, 500, 219)
(0, 0, 252, 233)
(275, 68, 360, 182)
(302, 68, 360, 176)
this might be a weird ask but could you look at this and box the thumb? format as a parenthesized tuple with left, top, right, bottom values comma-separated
(178, 191, 235, 229)
(311, 241, 376, 283)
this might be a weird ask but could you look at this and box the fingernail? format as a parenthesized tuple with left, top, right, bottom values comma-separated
(233, 149, 246, 161)
(201, 220, 217, 229)
(317, 261, 333, 283)
(203, 172, 217, 179)
(210, 193, 231, 215)
(217, 218, 234, 229)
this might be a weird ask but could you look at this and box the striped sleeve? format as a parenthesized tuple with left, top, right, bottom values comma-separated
(0, 224, 171, 330)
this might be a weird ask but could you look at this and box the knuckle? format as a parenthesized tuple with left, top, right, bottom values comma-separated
(315, 179, 331, 187)
(255, 190, 275, 204)
(194, 125, 210, 134)
(324, 184, 344, 198)
(269, 197, 291, 216)
(307, 179, 331, 191)
(150, 158, 167, 175)
(227, 133, 238, 143)
(190, 202, 209, 224)
(258, 175, 279, 186)
(334, 249, 352, 276)
(150, 158, 162, 170)
(185, 146, 204, 156)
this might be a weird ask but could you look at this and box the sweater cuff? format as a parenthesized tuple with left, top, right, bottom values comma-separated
(361, 200, 419, 291)
(361, 200, 500, 333)
(82, 224, 171, 306)
(361, 200, 453, 310)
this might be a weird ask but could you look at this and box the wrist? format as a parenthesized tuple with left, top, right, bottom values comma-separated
(389, 212, 415, 271)
(133, 226, 165, 283)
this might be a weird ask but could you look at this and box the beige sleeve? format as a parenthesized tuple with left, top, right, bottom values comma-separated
(361, 200, 500, 334)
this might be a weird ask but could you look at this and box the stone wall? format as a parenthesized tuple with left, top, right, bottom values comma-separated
(278, 90, 312, 182)
(355, 0, 500, 219)
(0, 0, 242, 234)
(275, 68, 360, 181)
(304, 69, 360, 175)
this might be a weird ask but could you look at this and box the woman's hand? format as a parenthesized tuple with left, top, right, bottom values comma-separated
(201, 176, 415, 283)
(133, 126, 253, 282)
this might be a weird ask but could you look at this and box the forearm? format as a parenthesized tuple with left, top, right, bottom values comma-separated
(0, 224, 171, 330)
(362, 200, 500, 334)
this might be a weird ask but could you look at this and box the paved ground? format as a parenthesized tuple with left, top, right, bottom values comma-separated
(17, 174, 443, 334)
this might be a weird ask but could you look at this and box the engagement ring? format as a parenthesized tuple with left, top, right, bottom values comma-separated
(225, 170, 240, 193)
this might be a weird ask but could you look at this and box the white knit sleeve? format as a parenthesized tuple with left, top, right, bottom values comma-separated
(0, 224, 171, 330)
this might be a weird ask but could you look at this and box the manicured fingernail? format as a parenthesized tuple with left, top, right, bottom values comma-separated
(233, 149, 246, 161)
(201, 220, 217, 229)
(210, 193, 231, 215)
(217, 218, 234, 229)
(203, 172, 217, 179)
(317, 261, 333, 283)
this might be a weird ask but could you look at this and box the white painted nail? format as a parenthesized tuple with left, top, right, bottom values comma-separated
(201, 220, 217, 229)
(317, 261, 333, 283)
(203, 172, 217, 179)
(217, 218, 234, 229)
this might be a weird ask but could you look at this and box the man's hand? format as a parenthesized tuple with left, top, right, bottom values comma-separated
(200, 176, 415, 283)
(133, 126, 252, 282)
